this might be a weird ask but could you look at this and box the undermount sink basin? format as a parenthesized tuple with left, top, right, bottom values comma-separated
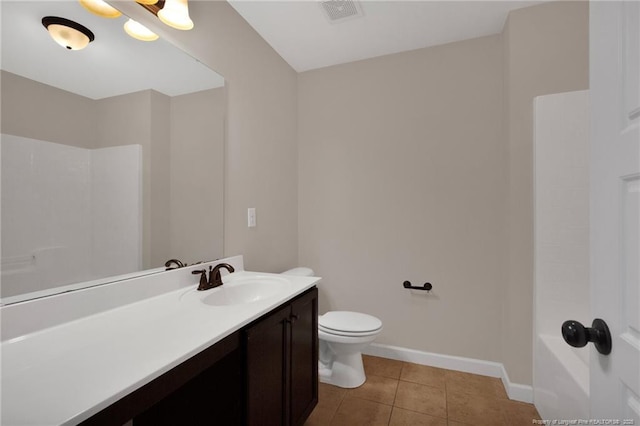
(182, 274, 290, 306)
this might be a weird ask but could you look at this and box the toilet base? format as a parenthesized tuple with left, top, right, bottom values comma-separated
(318, 352, 366, 388)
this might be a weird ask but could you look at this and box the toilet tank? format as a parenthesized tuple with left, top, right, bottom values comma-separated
(281, 267, 314, 277)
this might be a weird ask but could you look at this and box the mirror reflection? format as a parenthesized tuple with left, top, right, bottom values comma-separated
(0, 1, 226, 304)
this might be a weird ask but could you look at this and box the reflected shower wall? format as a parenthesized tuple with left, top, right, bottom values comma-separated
(533, 90, 590, 419)
(1, 134, 141, 299)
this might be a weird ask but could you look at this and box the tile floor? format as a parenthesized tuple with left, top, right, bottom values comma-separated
(305, 355, 541, 426)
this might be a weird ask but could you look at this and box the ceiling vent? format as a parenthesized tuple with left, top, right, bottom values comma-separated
(319, 0, 364, 23)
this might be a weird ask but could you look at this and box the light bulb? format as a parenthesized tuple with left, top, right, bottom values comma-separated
(79, 0, 121, 18)
(124, 19, 159, 42)
(158, 0, 194, 30)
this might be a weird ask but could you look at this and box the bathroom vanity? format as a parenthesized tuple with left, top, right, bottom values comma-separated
(0, 256, 320, 425)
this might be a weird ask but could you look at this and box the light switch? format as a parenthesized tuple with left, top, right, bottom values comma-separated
(248, 208, 256, 228)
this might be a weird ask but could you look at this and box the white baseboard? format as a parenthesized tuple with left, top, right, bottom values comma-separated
(363, 343, 533, 404)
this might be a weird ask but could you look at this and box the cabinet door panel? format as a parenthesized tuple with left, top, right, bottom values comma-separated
(245, 305, 290, 426)
(290, 288, 318, 426)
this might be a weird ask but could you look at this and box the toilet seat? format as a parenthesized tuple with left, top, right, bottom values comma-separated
(319, 325, 381, 337)
(319, 311, 382, 336)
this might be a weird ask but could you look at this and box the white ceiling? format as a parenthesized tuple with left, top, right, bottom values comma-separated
(2, 0, 547, 97)
(228, 0, 546, 72)
(1, 1, 224, 100)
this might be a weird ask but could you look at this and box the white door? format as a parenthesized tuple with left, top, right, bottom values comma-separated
(590, 0, 640, 421)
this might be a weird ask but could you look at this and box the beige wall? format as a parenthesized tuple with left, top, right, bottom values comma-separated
(298, 35, 506, 362)
(1, 71, 96, 148)
(148, 91, 172, 268)
(115, 1, 300, 272)
(170, 88, 225, 264)
(298, 1, 588, 385)
(502, 1, 589, 384)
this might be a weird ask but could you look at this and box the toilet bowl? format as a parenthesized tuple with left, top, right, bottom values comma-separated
(282, 267, 383, 389)
(318, 311, 382, 388)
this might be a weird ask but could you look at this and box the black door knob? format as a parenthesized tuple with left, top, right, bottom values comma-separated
(561, 318, 612, 355)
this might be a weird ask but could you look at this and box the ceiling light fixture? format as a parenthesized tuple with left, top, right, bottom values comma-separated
(124, 19, 159, 41)
(42, 16, 95, 50)
(157, 0, 194, 30)
(78, 0, 121, 18)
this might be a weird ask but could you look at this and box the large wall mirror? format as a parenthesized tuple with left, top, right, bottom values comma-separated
(0, 1, 226, 304)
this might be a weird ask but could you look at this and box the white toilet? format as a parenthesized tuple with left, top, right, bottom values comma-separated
(282, 267, 383, 388)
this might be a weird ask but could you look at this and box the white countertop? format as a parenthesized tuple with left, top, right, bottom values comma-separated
(1, 268, 319, 425)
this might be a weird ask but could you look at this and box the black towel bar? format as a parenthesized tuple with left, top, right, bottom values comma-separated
(403, 281, 432, 291)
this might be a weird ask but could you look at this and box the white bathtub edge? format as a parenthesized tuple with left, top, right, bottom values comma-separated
(363, 343, 533, 403)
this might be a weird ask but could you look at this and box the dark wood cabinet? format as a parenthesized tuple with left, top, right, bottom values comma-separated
(245, 287, 318, 426)
(134, 348, 243, 425)
(289, 289, 319, 425)
(81, 287, 317, 426)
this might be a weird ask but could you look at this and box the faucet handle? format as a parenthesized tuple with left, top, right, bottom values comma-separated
(192, 269, 208, 290)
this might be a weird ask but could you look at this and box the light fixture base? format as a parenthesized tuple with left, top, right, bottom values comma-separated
(42, 16, 95, 50)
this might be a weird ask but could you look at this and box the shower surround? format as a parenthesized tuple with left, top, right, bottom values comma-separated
(1, 134, 142, 300)
(533, 90, 590, 419)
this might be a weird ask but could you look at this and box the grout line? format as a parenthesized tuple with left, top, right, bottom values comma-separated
(392, 371, 400, 407)
(387, 362, 404, 424)
(444, 376, 450, 422)
(327, 387, 348, 424)
(396, 377, 445, 390)
(389, 405, 448, 421)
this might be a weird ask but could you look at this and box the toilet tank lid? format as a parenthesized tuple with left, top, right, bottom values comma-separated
(319, 311, 382, 333)
(281, 267, 314, 276)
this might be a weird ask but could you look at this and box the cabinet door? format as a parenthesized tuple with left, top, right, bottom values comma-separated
(245, 305, 290, 426)
(289, 288, 318, 426)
